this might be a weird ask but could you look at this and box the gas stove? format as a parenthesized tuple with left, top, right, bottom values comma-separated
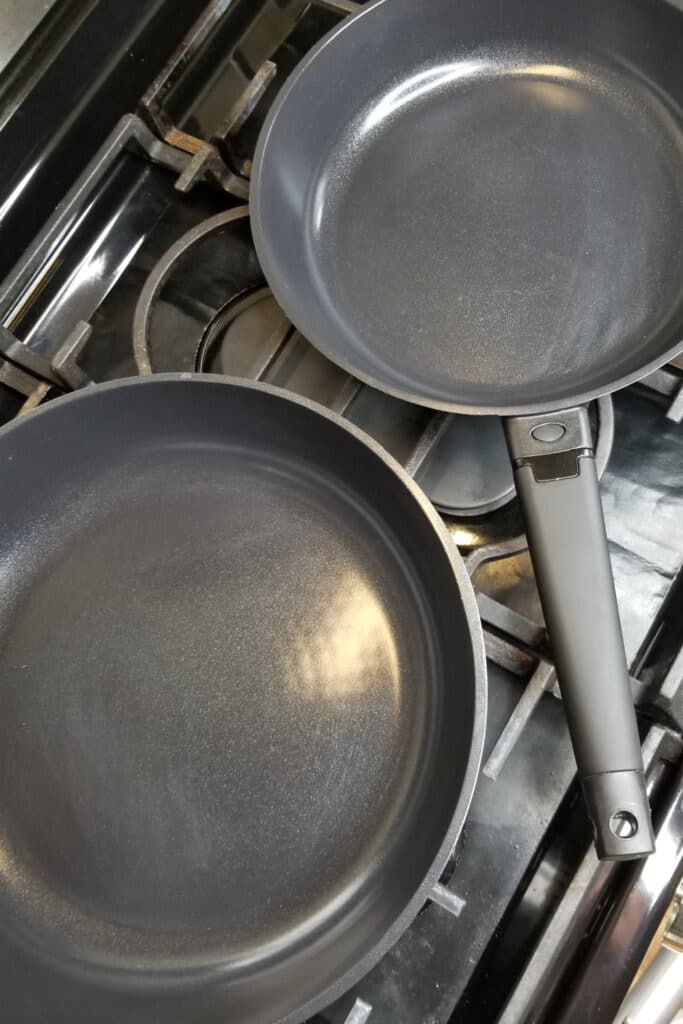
(0, 3, 682, 1022)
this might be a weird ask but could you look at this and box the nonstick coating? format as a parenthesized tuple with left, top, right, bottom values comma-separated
(252, 0, 683, 414)
(0, 377, 485, 1024)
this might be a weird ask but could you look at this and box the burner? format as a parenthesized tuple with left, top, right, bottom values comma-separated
(196, 286, 292, 379)
(417, 416, 515, 517)
(133, 207, 262, 375)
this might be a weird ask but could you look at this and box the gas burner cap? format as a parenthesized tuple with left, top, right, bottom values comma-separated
(196, 287, 290, 375)
(417, 416, 515, 517)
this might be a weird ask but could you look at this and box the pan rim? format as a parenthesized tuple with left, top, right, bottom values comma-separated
(0, 372, 487, 1024)
(250, 0, 683, 418)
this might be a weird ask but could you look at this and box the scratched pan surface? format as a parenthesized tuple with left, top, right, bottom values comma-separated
(252, 0, 683, 414)
(0, 377, 485, 1024)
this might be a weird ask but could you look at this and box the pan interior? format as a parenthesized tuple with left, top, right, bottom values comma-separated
(255, 0, 683, 411)
(0, 382, 477, 1022)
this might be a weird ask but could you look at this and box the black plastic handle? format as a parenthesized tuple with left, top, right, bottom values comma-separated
(505, 407, 654, 860)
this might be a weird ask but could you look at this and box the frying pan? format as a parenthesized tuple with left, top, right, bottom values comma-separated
(0, 376, 485, 1024)
(252, 0, 683, 858)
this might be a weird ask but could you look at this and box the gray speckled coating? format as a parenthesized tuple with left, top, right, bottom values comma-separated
(251, 0, 683, 415)
(0, 376, 485, 1024)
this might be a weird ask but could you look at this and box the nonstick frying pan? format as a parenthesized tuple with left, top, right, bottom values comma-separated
(252, 0, 683, 859)
(0, 376, 485, 1024)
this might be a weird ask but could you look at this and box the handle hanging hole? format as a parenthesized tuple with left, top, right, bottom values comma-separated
(609, 810, 639, 839)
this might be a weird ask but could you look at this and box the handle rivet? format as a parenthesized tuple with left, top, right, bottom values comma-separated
(530, 421, 567, 443)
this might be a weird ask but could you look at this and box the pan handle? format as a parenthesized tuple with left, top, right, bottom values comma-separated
(504, 406, 654, 861)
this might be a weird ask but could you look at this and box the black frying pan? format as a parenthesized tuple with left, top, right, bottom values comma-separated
(0, 376, 485, 1024)
(252, 0, 683, 859)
